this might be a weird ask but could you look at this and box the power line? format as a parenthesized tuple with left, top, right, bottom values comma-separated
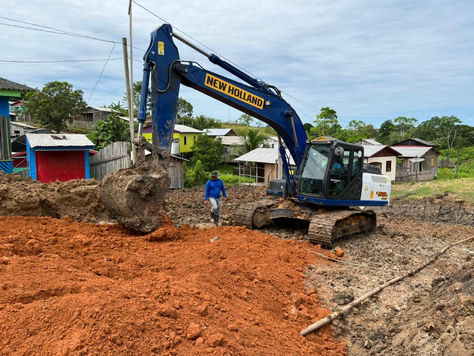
(0, 58, 123, 63)
(131, 1, 351, 125)
(0, 18, 118, 43)
(88, 43, 117, 102)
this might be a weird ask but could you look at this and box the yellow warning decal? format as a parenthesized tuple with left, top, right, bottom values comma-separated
(204, 73, 264, 109)
(158, 41, 164, 55)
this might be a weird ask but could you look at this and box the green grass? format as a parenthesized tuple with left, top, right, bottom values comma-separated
(391, 177, 474, 204)
(219, 173, 256, 186)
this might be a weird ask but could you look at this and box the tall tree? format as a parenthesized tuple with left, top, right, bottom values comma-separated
(344, 120, 377, 142)
(122, 81, 152, 117)
(377, 119, 396, 144)
(236, 114, 254, 126)
(177, 97, 194, 119)
(24, 81, 87, 133)
(416, 115, 462, 149)
(392, 116, 418, 143)
(193, 115, 222, 130)
(310, 107, 341, 137)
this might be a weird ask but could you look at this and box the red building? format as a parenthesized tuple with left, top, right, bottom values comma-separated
(26, 133, 94, 183)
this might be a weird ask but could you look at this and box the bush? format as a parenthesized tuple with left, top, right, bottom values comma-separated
(219, 174, 256, 186)
(184, 160, 209, 188)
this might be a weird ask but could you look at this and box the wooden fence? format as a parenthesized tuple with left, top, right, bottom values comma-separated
(90, 141, 131, 180)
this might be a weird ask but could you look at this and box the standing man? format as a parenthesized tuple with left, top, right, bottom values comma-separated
(204, 171, 227, 226)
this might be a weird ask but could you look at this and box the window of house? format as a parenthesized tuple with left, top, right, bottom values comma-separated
(431, 158, 435, 167)
(184, 136, 187, 145)
(386, 160, 392, 172)
(419, 162, 423, 171)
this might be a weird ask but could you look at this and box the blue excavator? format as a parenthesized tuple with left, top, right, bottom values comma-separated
(101, 24, 391, 247)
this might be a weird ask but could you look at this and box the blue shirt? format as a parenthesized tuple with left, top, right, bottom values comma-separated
(204, 178, 227, 200)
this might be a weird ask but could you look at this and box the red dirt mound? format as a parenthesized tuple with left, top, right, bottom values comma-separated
(0, 216, 346, 355)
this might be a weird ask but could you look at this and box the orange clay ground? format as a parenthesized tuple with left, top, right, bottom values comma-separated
(0, 216, 346, 355)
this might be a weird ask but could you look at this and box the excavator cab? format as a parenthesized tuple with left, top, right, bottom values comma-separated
(298, 140, 365, 202)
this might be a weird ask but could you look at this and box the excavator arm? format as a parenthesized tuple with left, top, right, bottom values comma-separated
(136, 24, 307, 188)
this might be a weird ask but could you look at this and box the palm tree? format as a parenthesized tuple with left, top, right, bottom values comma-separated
(239, 129, 267, 154)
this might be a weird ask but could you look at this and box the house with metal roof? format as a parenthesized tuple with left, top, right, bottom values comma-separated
(0, 77, 32, 174)
(393, 138, 435, 147)
(70, 106, 122, 130)
(362, 145, 401, 181)
(355, 138, 383, 145)
(143, 124, 203, 157)
(204, 128, 236, 137)
(26, 133, 94, 182)
(234, 147, 295, 186)
(392, 139, 438, 182)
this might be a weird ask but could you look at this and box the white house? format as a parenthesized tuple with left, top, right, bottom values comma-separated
(234, 147, 295, 186)
(362, 145, 400, 181)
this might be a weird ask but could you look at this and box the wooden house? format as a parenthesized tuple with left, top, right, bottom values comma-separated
(71, 106, 121, 130)
(26, 133, 94, 182)
(234, 147, 295, 186)
(392, 138, 438, 182)
(0, 77, 31, 174)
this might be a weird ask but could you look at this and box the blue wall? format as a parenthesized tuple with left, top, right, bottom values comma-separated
(26, 140, 37, 179)
(0, 97, 9, 117)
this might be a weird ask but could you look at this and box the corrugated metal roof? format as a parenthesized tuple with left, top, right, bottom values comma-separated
(174, 124, 203, 133)
(26, 134, 94, 148)
(0, 77, 32, 91)
(204, 128, 233, 136)
(391, 146, 432, 158)
(88, 106, 119, 113)
(359, 138, 382, 145)
(393, 138, 435, 146)
(362, 145, 387, 157)
(219, 136, 243, 146)
(10, 122, 37, 129)
(235, 147, 295, 165)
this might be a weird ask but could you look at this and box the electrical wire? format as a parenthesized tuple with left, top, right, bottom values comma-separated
(0, 16, 118, 43)
(131, 1, 353, 125)
(0, 58, 123, 63)
(88, 43, 116, 102)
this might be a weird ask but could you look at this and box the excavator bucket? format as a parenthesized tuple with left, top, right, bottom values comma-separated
(100, 150, 170, 233)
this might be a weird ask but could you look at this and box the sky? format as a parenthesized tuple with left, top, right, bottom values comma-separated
(1, 0, 473, 128)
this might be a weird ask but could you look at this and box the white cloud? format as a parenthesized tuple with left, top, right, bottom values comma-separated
(1, 0, 473, 127)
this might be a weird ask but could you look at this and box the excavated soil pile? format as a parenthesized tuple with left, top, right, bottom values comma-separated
(0, 172, 108, 223)
(0, 216, 346, 355)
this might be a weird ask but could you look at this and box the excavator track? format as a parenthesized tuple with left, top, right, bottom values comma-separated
(308, 209, 376, 248)
(234, 199, 277, 228)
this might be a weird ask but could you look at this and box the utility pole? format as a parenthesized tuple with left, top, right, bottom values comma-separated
(122, 37, 136, 163)
(128, 0, 134, 118)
